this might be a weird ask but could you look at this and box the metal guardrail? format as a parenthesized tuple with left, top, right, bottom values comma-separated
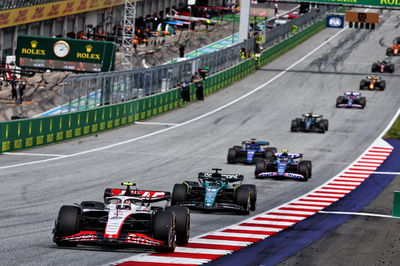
(61, 6, 334, 114)
(0, 0, 63, 10)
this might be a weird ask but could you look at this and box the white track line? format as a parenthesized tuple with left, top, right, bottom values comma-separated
(3, 152, 65, 157)
(134, 121, 180, 126)
(0, 27, 349, 171)
(319, 211, 400, 219)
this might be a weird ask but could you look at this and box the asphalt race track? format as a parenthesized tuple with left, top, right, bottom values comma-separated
(1, 10, 400, 266)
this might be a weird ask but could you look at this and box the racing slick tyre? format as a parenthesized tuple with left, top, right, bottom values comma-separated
(264, 149, 275, 160)
(290, 120, 298, 132)
(165, 206, 190, 245)
(255, 160, 266, 178)
(336, 96, 345, 107)
(359, 80, 367, 90)
(227, 148, 237, 164)
(379, 80, 386, 90)
(320, 119, 329, 131)
(371, 63, 378, 72)
(387, 48, 394, 56)
(360, 97, 366, 108)
(154, 211, 177, 252)
(240, 185, 257, 211)
(233, 145, 242, 150)
(297, 162, 310, 181)
(54, 205, 81, 247)
(235, 188, 250, 215)
(389, 64, 395, 73)
(80, 201, 105, 209)
(301, 160, 312, 178)
(318, 123, 326, 133)
(171, 184, 187, 205)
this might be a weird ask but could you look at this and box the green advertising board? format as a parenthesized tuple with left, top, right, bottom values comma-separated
(16, 36, 115, 73)
(297, 0, 400, 8)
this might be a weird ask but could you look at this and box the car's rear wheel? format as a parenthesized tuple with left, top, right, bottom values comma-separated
(264, 149, 275, 160)
(165, 206, 190, 245)
(240, 185, 257, 211)
(387, 48, 394, 56)
(54, 205, 81, 247)
(154, 211, 176, 252)
(171, 184, 187, 205)
(371, 63, 378, 72)
(227, 148, 237, 164)
(255, 160, 266, 178)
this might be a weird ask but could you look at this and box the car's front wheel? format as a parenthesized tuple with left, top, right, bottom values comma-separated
(54, 205, 81, 247)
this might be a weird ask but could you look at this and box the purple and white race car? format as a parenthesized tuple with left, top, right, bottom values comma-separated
(254, 150, 312, 181)
(336, 92, 366, 109)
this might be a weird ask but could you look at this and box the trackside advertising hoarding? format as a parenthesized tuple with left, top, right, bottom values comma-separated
(0, 0, 141, 29)
(16, 36, 115, 72)
(297, 0, 400, 8)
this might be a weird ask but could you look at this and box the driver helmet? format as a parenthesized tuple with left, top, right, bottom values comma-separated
(281, 149, 289, 157)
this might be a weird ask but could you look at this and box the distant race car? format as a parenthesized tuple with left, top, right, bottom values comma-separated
(336, 92, 366, 109)
(371, 60, 394, 73)
(386, 44, 400, 56)
(227, 138, 277, 164)
(359, 76, 385, 90)
(53, 183, 190, 252)
(171, 168, 256, 214)
(255, 150, 312, 181)
(291, 113, 329, 133)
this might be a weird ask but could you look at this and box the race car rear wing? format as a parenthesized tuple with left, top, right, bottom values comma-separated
(104, 188, 171, 202)
(198, 172, 244, 183)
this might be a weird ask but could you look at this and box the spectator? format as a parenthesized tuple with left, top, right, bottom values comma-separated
(198, 66, 209, 80)
(191, 72, 201, 82)
(240, 48, 247, 59)
(10, 76, 18, 101)
(195, 81, 204, 101)
(18, 79, 26, 103)
(181, 81, 190, 102)
(179, 44, 185, 58)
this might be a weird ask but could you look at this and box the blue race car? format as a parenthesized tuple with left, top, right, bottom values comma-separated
(227, 138, 277, 164)
(254, 150, 312, 181)
(336, 92, 366, 109)
(171, 168, 256, 214)
(291, 113, 328, 133)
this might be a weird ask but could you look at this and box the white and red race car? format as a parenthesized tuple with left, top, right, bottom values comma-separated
(53, 182, 190, 252)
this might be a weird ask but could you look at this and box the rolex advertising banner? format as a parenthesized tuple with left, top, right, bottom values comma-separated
(0, 0, 133, 29)
(297, 0, 400, 8)
(16, 36, 115, 72)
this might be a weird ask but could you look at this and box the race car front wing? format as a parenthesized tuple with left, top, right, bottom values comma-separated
(56, 231, 163, 246)
(257, 171, 306, 180)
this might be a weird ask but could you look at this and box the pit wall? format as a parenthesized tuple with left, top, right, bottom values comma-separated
(0, 18, 326, 153)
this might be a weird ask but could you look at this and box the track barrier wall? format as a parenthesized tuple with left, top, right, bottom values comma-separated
(0, 18, 326, 153)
